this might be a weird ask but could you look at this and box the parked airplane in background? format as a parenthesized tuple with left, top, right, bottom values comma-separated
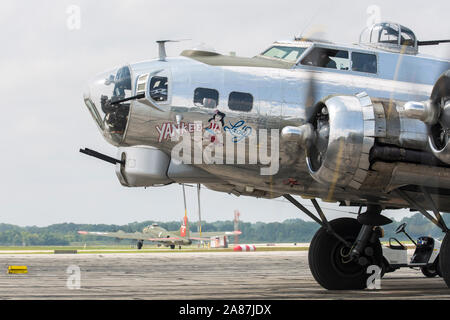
(78, 214, 241, 249)
(81, 21, 450, 290)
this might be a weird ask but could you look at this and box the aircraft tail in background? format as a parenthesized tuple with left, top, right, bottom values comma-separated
(180, 215, 190, 238)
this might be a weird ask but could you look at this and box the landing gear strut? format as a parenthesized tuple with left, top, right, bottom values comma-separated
(395, 188, 450, 288)
(286, 187, 450, 290)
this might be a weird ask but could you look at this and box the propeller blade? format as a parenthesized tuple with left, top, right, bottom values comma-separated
(304, 70, 316, 111)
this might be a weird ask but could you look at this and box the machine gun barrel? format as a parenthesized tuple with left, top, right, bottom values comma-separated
(79, 148, 124, 165)
(417, 39, 450, 46)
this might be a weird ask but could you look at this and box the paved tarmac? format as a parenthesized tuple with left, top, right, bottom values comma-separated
(0, 250, 449, 299)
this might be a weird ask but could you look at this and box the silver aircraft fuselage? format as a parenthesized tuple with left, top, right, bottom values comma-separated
(83, 37, 450, 213)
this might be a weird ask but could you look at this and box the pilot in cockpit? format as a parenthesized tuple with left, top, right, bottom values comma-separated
(318, 51, 336, 69)
(303, 49, 337, 69)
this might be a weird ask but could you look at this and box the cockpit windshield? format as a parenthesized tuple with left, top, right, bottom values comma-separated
(83, 65, 132, 144)
(261, 46, 307, 62)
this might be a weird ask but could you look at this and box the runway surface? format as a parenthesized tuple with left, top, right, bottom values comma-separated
(1, 250, 449, 299)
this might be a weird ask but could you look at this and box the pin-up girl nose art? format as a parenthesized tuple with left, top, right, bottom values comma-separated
(205, 110, 225, 143)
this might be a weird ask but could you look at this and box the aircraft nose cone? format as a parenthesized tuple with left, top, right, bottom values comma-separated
(83, 66, 132, 145)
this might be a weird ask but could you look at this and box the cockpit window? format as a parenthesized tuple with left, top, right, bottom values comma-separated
(149, 76, 168, 101)
(301, 47, 349, 70)
(352, 52, 377, 74)
(261, 46, 307, 62)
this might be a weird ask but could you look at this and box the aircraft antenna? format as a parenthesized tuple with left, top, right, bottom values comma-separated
(156, 39, 191, 61)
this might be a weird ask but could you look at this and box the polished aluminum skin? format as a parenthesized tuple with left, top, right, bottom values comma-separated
(83, 23, 450, 212)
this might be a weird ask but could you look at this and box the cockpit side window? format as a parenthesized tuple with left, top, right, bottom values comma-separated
(301, 47, 349, 70)
(149, 76, 168, 102)
(261, 46, 307, 62)
(351, 52, 377, 74)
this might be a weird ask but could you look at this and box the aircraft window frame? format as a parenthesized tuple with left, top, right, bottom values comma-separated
(84, 97, 104, 130)
(300, 47, 350, 71)
(113, 66, 132, 99)
(149, 76, 168, 102)
(351, 51, 378, 74)
(400, 27, 416, 47)
(377, 23, 400, 45)
(228, 91, 253, 112)
(193, 87, 219, 108)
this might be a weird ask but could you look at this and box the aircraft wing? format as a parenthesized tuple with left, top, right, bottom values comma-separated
(189, 230, 242, 239)
(78, 231, 187, 242)
(77, 230, 150, 240)
(145, 237, 184, 242)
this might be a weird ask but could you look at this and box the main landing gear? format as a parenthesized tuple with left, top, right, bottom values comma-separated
(395, 188, 450, 287)
(440, 234, 450, 287)
(284, 191, 449, 290)
(309, 216, 385, 289)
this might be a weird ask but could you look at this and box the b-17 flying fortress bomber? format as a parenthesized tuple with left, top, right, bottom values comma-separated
(81, 22, 450, 290)
(78, 214, 240, 250)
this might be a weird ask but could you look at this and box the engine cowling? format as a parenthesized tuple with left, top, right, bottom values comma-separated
(306, 92, 376, 190)
(428, 70, 450, 163)
(400, 70, 450, 164)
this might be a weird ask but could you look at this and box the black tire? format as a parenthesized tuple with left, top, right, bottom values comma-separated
(381, 257, 395, 277)
(440, 233, 450, 287)
(308, 217, 383, 290)
(436, 257, 442, 277)
(137, 240, 143, 250)
(421, 265, 438, 278)
(170, 244, 175, 250)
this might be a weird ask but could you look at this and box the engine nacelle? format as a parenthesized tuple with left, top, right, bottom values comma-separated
(427, 70, 450, 164)
(400, 70, 450, 164)
(306, 92, 375, 190)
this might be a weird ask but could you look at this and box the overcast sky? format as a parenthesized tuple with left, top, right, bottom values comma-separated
(1, 0, 449, 226)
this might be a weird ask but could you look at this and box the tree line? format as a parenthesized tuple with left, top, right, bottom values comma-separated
(0, 213, 449, 246)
